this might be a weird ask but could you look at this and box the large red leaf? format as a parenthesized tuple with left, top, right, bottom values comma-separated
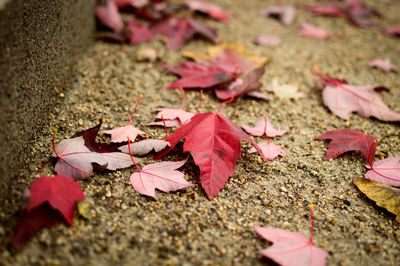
(314, 129, 377, 161)
(315, 70, 400, 121)
(11, 175, 85, 248)
(155, 113, 264, 198)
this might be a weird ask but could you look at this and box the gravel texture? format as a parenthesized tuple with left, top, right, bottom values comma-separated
(0, 0, 399, 265)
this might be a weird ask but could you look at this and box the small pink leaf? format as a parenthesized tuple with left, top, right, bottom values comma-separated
(368, 58, 397, 73)
(119, 139, 170, 156)
(262, 5, 296, 26)
(187, 0, 229, 22)
(152, 108, 196, 126)
(104, 125, 147, 143)
(96, 1, 124, 32)
(130, 158, 193, 198)
(254, 35, 281, 47)
(299, 22, 331, 39)
(365, 156, 400, 186)
(249, 142, 286, 161)
(385, 24, 400, 37)
(254, 226, 328, 266)
(242, 115, 287, 137)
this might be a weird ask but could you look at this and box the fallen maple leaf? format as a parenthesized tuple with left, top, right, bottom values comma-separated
(182, 43, 269, 74)
(148, 108, 196, 127)
(161, 61, 233, 90)
(53, 136, 133, 179)
(126, 19, 154, 45)
(130, 157, 192, 198)
(150, 17, 218, 50)
(261, 5, 296, 26)
(242, 114, 287, 137)
(314, 129, 377, 161)
(104, 96, 148, 142)
(254, 207, 328, 266)
(253, 35, 281, 47)
(215, 67, 268, 100)
(155, 99, 265, 198)
(120, 139, 170, 155)
(299, 22, 332, 39)
(267, 78, 305, 99)
(114, 0, 149, 9)
(368, 58, 397, 73)
(365, 156, 400, 187)
(96, 0, 124, 32)
(303, 4, 346, 17)
(71, 122, 120, 153)
(186, 0, 229, 22)
(385, 24, 400, 37)
(353, 177, 400, 222)
(11, 175, 85, 248)
(314, 67, 400, 121)
(250, 142, 286, 161)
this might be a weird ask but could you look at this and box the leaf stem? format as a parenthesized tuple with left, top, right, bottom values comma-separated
(367, 140, 377, 168)
(127, 137, 142, 172)
(216, 96, 235, 114)
(197, 89, 203, 112)
(161, 115, 168, 140)
(128, 95, 143, 125)
(313, 66, 342, 87)
(264, 115, 270, 143)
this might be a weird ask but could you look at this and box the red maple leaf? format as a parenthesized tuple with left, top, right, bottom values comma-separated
(11, 175, 85, 248)
(161, 61, 233, 90)
(254, 208, 328, 266)
(150, 17, 219, 50)
(155, 98, 265, 198)
(314, 67, 400, 121)
(314, 129, 377, 161)
(215, 67, 269, 100)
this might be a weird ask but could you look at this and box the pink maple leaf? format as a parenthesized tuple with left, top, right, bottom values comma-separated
(96, 0, 124, 32)
(368, 58, 397, 73)
(119, 139, 170, 156)
(314, 67, 400, 121)
(262, 5, 296, 26)
(53, 137, 133, 179)
(104, 96, 148, 142)
(148, 108, 196, 127)
(249, 142, 286, 161)
(126, 20, 154, 45)
(242, 115, 287, 137)
(254, 208, 328, 266)
(299, 22, 331, 39)
(385, 24, 400, 37)
(254, 35, 281, 47)
(365, 156, 400, 187)
(186, 0, 229, 22)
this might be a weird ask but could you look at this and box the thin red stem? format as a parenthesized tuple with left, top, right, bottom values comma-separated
(216, 96, 235, 114)
(161, 115, 168, 140)
(179, 87, 186, 109)
(367, 140, 377, 168)
(52, 128, 61, 158)
(313, 66, 342, 87)
(308, 206, 314, 245)
(127, 137, 142, 172)
(38, 159, 51, 169)
(264, 115, 270, 143)
(128, 95, 143, 125)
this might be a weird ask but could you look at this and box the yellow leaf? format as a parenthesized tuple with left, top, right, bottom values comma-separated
(182, 43, 269, 73)
(77, 201, 90, 219)
(353, 177, 400, 222)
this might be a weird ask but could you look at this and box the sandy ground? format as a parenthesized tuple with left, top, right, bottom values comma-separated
(1, 0, 399, 265)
